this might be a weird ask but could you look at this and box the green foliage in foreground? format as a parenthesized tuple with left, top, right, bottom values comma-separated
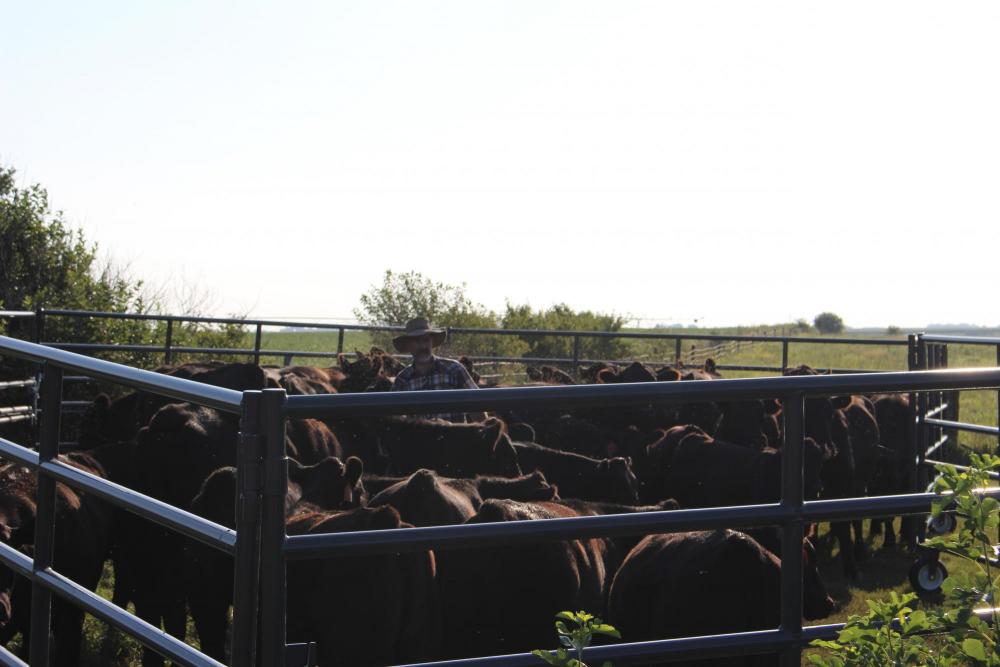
(810, 453, 1000, 666)
(532, 611, 619, 667)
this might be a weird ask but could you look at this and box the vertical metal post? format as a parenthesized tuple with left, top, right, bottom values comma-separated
(259, 388, 288, 667)
(780, 393, 805, 667)
(781, 339, 789, 373)
(571, 335, 581, 371)
(337, 328, 345, 355)
(283, 354, 294, 367)
(674, 338, 682, 365)
(30, 363, 63, 666)
(231, 391, 264, 667)
(164, 318, 175, 365)
(915, 335, 929, 541)
(903, 334, 919, 546)
(253, 324, 263, 365)
(34, 308, 45, 343)
(996, 345, 1000, 455)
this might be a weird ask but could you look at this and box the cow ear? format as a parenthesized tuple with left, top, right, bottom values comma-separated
(345, 456, 364, 485)
(337, 353, 348, 369)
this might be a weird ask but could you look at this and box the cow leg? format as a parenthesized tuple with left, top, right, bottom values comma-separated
(831, 521, 859, 579)
(883, 518, 897, 548)
(190, 596, 229, 661)
(852, 520, 869, 563)
(133, 598, 166, 667)
(52, 605, 85, 667)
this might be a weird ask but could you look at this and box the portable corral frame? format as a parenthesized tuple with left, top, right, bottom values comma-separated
(3, 331, 1000, 666)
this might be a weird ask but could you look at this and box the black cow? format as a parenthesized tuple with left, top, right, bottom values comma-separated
(608, 530, 834, 667)
(512, 441, 639, 504)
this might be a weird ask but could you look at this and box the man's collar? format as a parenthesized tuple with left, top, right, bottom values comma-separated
(411, 354, 438, 375)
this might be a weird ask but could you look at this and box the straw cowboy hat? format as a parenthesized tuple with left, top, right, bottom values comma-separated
(392, 317, 447, 352)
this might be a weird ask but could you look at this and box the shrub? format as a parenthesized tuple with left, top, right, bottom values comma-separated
(814, 312, 845, 335)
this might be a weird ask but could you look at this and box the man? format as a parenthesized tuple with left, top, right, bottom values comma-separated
(390, 317, 487, 422)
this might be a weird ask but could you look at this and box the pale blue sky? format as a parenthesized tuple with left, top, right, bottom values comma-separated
(4, 2, 999, 326)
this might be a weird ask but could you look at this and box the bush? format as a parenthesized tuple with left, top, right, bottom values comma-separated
(810, 453, 1000, 666)
(501, 303, 629, 362)
(813, 312, 845, 335)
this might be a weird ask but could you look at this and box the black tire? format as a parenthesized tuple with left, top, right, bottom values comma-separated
(909, 557, 948, 596)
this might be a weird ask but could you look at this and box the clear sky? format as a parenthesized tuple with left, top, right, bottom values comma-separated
(3, 2, 998, 327)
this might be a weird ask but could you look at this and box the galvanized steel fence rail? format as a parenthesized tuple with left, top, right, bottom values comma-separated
(30, 308, 909, 375)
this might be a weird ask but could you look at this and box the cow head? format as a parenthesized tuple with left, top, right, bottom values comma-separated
(289, 456, 366, 510)
(596, 457, 640, 505)
(802, 536, 835, 619)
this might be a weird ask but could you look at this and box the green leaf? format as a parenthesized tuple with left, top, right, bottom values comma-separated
(962, 638, 987, 662)
(555, 611, 577, 623)
(530, 650, 562, 666)
(591, 624, 621, 638)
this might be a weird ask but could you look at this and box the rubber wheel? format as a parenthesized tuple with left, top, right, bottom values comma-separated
(926, 512, 957, 536)
(909, 558, 948, 596)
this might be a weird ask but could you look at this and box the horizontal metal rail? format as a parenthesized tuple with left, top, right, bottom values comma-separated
(0, 379, 34, 390)
(283, 490, 999, 560)
(924, 402, 951, 419)
(925, 417, 1000, 436)
(283, 367, 1000, 418)
(0, 406, 32, 416)
(0, 541, 224, 667)
(0, 414, 32, 425)
(924, 459, 1000, 479)
(0, 335, 243, 413)
(922, 334, 1000, 346)
(41, 308, 912, 345)
(0, 311, 35, 318)
(924, 434, 950, 459)
(396, 608, 1000, 667)
(0, 436, 236, 554)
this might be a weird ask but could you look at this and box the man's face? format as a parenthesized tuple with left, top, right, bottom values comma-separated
(406, 335, 434, 362)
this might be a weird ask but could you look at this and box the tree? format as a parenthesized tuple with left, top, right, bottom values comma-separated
(0, 166, 244, 371)
(886, 325, 901, 335)
(794, 318, 812, 333)
(813, 312, 845, 335)
(502, 303, 629, 361)
(354, 270, 527, 358)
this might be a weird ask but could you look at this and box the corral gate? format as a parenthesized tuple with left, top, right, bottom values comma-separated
(1, 317, 1000, 665)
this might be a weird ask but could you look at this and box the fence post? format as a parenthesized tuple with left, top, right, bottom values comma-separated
(337, 327, 345, 355)
(781, 339, 789, 373)
(259, 388, 289, 667)
(34, 308, 45, 343)
(674, 338, 682, 365)
(780, 392, 805, 667)
(253, 323, 263, 365)
(996, 344, 1000, 455)
(571, 335, 581, 372)
(30, 362, 63, 667)
(164, 318, 174, 364)
(231, 390, 264, 667)
(914, 334, 929, 542)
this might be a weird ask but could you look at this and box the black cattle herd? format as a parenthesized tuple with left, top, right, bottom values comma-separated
(0, 349, 914, 666)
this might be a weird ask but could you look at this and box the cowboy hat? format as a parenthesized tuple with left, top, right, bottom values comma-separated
(392, 317, 447, 352)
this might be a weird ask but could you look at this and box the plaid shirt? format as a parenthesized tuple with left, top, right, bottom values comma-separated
(391, 356, 480, 422)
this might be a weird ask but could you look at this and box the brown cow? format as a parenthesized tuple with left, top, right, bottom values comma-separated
(286, 506, 440, 666)
(439, 499, 610, 658)
(380, 417, 522, 478)
(511, 441, 639, 504)
(187, 455, 367, 661)
(608, 530, 833, 667)
(367, 468, 558, 527)
(0, 453, 111, 665)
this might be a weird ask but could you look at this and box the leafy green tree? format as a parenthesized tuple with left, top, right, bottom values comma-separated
(502, 303, 630, 362)
(0, 166, 244, 372)
(813, 312, 845, 335)
(354, 270, 527, 358)
(532, 611, 619, 667)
